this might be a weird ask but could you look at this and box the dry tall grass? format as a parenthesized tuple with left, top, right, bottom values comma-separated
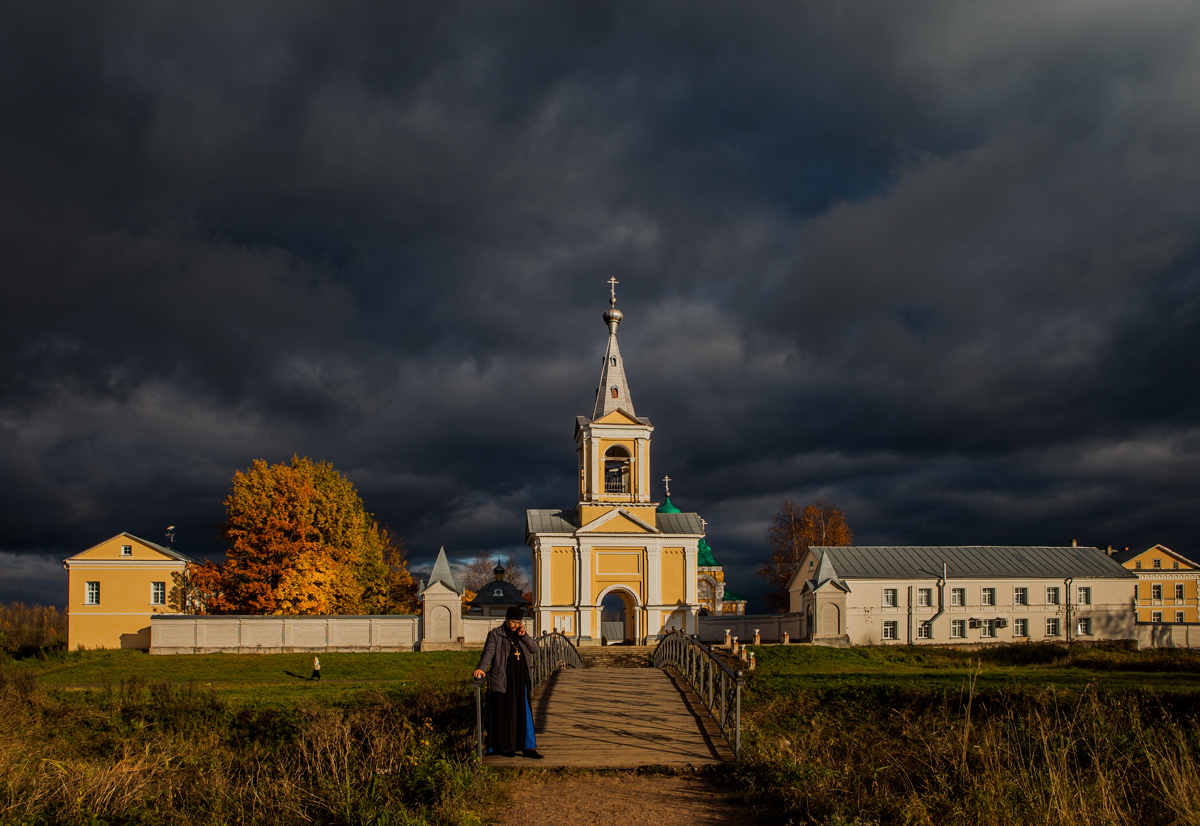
(0, 668, 493, 826)
(736, 676, 1200, 826)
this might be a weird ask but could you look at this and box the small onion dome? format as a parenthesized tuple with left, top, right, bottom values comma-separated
(603, 306, 623, 326)
(656, 495, 681, 514)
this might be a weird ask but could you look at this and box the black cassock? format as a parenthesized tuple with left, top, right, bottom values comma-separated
(487, 628, 536, 753)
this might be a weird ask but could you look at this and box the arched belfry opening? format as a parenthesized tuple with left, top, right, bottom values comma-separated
(604, 444, 630, 493)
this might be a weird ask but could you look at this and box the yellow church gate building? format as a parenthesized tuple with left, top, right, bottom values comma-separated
(525, 284, 705, 645)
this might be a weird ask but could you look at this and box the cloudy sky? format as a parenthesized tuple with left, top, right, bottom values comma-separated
(3, 1, 1200, 611)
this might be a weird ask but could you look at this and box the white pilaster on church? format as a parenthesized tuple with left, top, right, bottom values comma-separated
(637, 437, 649, 502)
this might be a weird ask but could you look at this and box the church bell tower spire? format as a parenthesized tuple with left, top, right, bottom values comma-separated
(592, 278, 635, 421)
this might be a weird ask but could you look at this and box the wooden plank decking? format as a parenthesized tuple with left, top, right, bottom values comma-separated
(483, 667, 733, 768)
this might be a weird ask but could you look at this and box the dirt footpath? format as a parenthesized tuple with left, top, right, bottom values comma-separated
(486, 773, 757, 826)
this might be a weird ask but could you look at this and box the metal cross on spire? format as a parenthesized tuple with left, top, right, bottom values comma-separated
(662, 475, 671, 496)
(607, 277, 619, 305)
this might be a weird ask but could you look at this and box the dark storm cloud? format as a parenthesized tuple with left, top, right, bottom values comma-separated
(2, 0, 1200, 610)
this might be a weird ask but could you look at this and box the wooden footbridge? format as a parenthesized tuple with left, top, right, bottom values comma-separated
(474, 631, 742, 768)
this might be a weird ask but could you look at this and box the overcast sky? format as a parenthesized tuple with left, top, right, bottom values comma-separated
(3, 1, 1200, 611)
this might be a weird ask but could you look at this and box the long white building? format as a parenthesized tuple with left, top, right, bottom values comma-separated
(788, 545, 1137, 646)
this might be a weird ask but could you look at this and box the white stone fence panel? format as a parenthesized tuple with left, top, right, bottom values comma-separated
(698, 613, 803, 645)
(151, 614, 421, 654)
(1137, 622, 1200, 650)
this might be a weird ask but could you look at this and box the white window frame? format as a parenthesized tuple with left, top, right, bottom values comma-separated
(85, 581, 100, 605)
(917, 588, 932, 607)
(951, 619, 966, 638)
(1077, 586, 1091, 605)
(151, 582, 166, 605)
(981, 588, 995, 607)
(1014, 618, 1028, 637)
(981, 619, 995, 638)
(917, 621, 931, 639)
(1046, 617, 1061, 636)
(1152, 584, 1163, 600)
(121, 544, 132, 557)
(1176, 584, 1186, 600)
(950, 588, 965, 607)
(1152, 611, 1163, 623)
(883, 588, 898, 608)
(1046, 587, 1060, 606)
(1014, 587, 1028, 606)
(1077, 617, 1092, 636)
(1154, 559, 1162, 569)
(1177, 611, 1186, 624)
(882, 620, 898, 640)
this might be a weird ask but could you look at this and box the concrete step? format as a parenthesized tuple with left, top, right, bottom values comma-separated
(578, 645, 657, 669)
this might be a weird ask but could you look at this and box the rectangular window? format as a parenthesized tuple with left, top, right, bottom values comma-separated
(1154, 559, 1162, 569)
(1152, 611, 1163, 623)
(951, 588, 965, 607)
(85, 582, 100, 605)
(917, 588, 932, 607)
(1077, 617, 1092, 636)
(1046, 587, 1061, 605)
(1077, 587, 1091, 605)
(151, 582, 166, 605)
(1014, 618, 1029, 637)
(951, 619, 966, 638)
(917, 621, 931, 639)
(981, 588, 996, 607)
(883, 588, 898, 608)
(1176, 584, 1185, 600)
(1014, 587, 1028, 606)
(882, 621, 898, 640)
(121, 544, 132, 556)
(1152, 584, 1163, 600)
(1046, 617, 1061, 636)
(1174, 561, 1180, 570)
(1177, 611, 1186, 624)
(981, 619, 995, 638)
(1136, 560, 1142, 569)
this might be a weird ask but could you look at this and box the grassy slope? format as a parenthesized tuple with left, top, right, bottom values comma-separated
(14, 649, 482, 706)
(751, 641, 1200, 694)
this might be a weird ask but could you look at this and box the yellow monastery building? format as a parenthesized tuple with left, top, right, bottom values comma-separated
(525, 286, 708, 644)
(1113, 544, 1200, 623)
(64, 533, 192, 649)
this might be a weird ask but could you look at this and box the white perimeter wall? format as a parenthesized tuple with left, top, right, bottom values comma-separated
(152, 614, 536, 654)
(698, 614, 803, 644)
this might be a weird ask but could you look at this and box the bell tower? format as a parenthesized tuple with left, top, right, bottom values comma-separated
(575, 279, 656, 526)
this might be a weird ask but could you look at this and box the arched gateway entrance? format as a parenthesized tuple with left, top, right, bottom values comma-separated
(596, 585, 640, 644)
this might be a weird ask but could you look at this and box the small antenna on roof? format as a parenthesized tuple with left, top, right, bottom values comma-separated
(166, 526, 176, 549)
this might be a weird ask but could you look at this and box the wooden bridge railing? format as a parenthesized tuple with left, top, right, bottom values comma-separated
(471, 630, 582, 760)
(652, 629, 745, 758)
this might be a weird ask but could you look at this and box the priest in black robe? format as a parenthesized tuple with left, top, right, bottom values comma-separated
(474, 606, 542, 758)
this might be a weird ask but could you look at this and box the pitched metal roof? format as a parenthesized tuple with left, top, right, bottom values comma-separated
(655, 512, 704, 535)
(134, 535, 195, 562)
(419, 546, 463, 594)
(592, 328, 636, 421)
(721, 587, 747, 602)
(468, 578, 530, 606)
(808, 546, 1137, 581)
(527, 509, 578, 534)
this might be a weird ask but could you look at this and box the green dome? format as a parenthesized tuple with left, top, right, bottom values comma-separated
(656, 495, 681, 514)
(697, 537, 718, 567)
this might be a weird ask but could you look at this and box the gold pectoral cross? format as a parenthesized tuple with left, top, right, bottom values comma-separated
(513, 648, 521, 660)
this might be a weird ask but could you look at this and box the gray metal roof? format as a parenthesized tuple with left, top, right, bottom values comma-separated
(419, 546, 463, 594)
(468, 578, 530, 607)
(592, 329, 636, 421)
(527, 509, 578, 534)
(809, 546, 1138, 581)
(123, 533, 194, 562)
(655, 512, 705, 535)
(526, 509, 704, 536)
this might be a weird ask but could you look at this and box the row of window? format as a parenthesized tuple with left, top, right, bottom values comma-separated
(881, 616, 1090, 640)
(1149, 611, 1188, 623)
(84, 582, 166, 605)
(1136, 559, 1180, 569)
(882, 586, 1092, 608)
(1142, 584, 1188, 600)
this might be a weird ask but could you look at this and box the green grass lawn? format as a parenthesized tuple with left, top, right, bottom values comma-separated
(749, 641, 1200, 694)
(12, 648, 482, 706)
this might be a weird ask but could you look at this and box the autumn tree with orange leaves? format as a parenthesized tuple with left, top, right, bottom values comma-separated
(757, 499, 852, 613)
(186, 456, 416, 615)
